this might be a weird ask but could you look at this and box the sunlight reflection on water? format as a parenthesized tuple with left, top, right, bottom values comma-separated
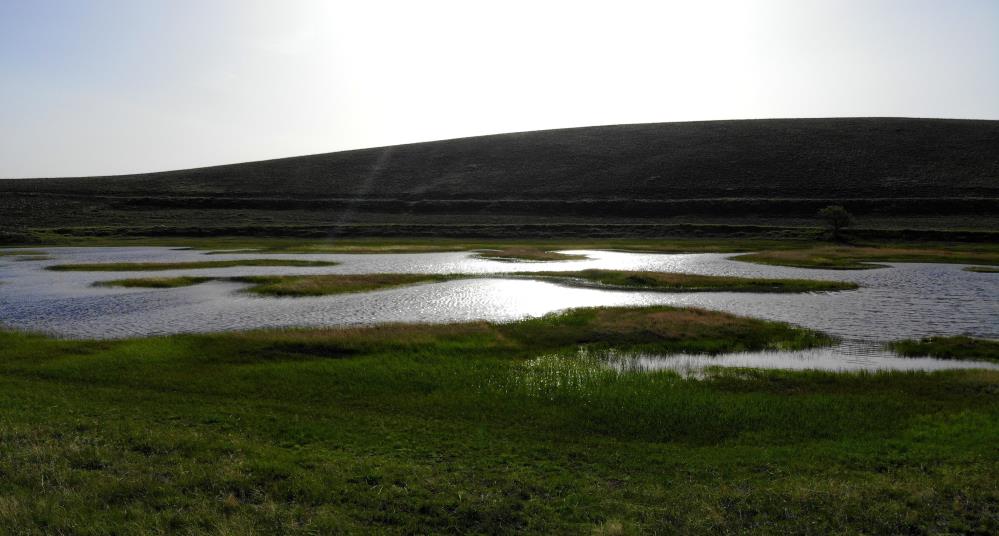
(0, 247, 996, 349)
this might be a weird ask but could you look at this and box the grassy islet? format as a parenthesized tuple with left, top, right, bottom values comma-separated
(49, 259, 339, 272)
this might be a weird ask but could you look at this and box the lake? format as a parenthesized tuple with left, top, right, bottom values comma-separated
(2, 247, 996, 372)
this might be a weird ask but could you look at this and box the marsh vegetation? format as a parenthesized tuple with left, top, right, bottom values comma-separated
(49, 259, 340, 272)
(94, 270, 857, 297)
(520, 269, 858, 293)
(732, 245, 999, 269)
(890, 336, 999, 362)
(0, 249, 47, 256)
(2, 240, 997, 533)
(473, 248, 589, 262)
(0, 307, 996, 533)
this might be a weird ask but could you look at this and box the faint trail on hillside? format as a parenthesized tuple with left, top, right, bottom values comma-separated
(328, 147, 394, 238)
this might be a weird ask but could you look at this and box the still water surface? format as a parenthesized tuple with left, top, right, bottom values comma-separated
(1, 247, 996, 371)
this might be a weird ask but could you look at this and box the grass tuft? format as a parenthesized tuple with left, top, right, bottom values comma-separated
(475, 247, 589, 262)
(231, 274, 455, 296)
(890, 336, 999, 362)
(95, 276, 214, 289)
(521, 269, 857, 292)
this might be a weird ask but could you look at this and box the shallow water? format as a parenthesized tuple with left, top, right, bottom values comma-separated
(0, 248, 996, 354)
(601, 342, 999, 374)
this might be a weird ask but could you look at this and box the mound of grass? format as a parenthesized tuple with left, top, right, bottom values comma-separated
(0, 307, 997, 533)
(475, 247, 588, 262)
(523, 269, 857, 292)
(48, 259, 339, 272)
(965, 265, 999, 273)
(95, 276, 214, 289)
(231, 274, 455, 297)
(207, 243, 467, 255)
(733, 245, 999, 270)
(890, 336, 999, 363)
(0, 249, 47, 256)
(93, 274, 456, 296)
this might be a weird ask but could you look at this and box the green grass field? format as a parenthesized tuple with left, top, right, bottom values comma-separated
(0, 307, 997, 533)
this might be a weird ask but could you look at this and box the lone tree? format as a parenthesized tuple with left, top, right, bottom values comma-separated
(818, 205, 853, 240)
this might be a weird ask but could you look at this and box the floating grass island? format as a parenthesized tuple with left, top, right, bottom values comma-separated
(520, 269, 858, 293)
(474, 247, 589, 262)
(965, 265, 999, 273)
(732, 246, 999, 270)
(95, 273, 456, 295)
(49, 259, 340, 271)
(229, 274, 456, 297)
(95, 276, 215, 288)
(0, 249, 48, 256)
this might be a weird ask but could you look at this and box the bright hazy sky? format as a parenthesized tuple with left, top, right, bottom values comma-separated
(1, 0, 998, 178)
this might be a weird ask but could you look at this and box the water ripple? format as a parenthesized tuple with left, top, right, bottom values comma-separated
(1, 247, 996, 342)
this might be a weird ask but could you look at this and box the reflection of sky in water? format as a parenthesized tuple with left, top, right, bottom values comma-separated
(0, 247, 997, 346)
(602, 344, 999, 374)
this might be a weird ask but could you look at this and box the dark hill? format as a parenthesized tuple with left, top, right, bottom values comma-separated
(2, 118, 998, 240)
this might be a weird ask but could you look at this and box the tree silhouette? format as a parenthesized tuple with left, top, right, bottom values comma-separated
(818, 205, 853, 240)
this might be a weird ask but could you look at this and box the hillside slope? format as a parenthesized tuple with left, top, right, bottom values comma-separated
(5, 117, 998, 198)
(2, 118, 997, 240)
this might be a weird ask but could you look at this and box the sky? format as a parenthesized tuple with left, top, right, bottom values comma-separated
(1, 0, 997, 178)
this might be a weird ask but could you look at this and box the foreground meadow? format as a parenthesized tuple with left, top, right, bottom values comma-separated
(0, 306, 996, 534)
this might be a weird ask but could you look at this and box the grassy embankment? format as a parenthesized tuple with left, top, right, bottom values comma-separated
(95, 270, 857, 296)
(890, 336, 999, 363)
(732, 245, 999, 269)
(1, 306, 997, 533)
